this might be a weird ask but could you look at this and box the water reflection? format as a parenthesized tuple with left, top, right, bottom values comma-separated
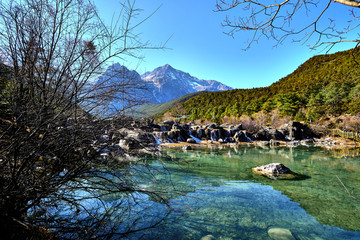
(150, 146, 360, 238)
(54, 146, 360, 239)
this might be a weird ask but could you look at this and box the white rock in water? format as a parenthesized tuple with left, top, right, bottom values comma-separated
(268, 227, 296, 240)
(200, 235, 215, 240)
(253, 163, 290, 174)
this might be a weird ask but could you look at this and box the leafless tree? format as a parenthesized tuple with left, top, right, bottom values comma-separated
(0, 0, 173, 239)
(215, 0, 360, 51)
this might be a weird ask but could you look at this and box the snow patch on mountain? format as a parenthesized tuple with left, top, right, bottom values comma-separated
(96, 63, 233, 108)
(141, 64, 232, 103)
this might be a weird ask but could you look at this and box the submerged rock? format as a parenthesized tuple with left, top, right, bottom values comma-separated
(252, 163, 304, 180)
(268, 227, 296, 240)
(200, 235, 215, 240)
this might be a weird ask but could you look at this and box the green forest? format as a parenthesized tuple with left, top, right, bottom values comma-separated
(162, 48, 360, 124)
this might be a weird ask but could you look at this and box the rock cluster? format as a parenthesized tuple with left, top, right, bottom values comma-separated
(151, 121, 317, 144)
(78, 117, 318, 159)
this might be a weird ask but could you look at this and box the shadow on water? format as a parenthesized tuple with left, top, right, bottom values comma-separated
(254, 171, 310, 181)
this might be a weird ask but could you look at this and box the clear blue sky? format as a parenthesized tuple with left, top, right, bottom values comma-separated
(94, 0, 358, 89)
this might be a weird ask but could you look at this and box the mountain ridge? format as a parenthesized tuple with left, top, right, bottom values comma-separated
(140, 64, 232, 103)
(98, 63, 232, 105)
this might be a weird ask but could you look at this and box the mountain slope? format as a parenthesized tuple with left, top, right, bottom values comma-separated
(92, 63, 154, 117)
(163, 48, 360, 123)
(94, 63, 232, 117)
(135, 91, 207, 119)
(141, 64, 232, 103)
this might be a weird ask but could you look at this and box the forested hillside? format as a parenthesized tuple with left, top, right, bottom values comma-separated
(136, 91, 207, 119)
(163, 48, 360, 123)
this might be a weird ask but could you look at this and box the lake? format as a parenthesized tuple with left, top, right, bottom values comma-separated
(88, 145, 360, 239)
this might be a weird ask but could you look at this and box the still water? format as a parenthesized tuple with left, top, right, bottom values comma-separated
(118, 145, 360, 239)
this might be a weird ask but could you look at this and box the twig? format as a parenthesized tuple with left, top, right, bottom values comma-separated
(336, 175, 360, 203)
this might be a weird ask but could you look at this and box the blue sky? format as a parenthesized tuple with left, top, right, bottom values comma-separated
(94, 0, 358, 89)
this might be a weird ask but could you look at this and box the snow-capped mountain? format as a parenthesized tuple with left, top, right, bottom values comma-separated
(92, 63, 153, 117)
(141, 64, 232, 103)
(95, 63, 232, 112)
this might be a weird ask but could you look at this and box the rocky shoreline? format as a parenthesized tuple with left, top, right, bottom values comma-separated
(94, 119, 358, 159)
(152, 121, 316, 144)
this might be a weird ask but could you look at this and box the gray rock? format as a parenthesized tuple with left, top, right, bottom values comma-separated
(253, 163, 291, 174)
(252, 163, 305, 180)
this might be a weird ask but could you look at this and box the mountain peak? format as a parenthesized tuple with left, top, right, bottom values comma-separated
(141, 64, 232, 103)
(155, 64, 175, 73)
(98, 63, 232, 105)
(162, 64, 173, 69)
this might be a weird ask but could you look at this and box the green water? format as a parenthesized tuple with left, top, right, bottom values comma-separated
(124, 145, 360, 239)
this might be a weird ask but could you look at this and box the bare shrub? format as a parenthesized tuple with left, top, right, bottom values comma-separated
(239, 115, 259, 133)
(252, 110, 270, 127)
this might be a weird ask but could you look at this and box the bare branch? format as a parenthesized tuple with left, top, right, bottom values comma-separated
(333, 0, 360, 7)
(215, 0, 360, 50)
(336, 175, 360, 203)
(0, 0, 174, 238)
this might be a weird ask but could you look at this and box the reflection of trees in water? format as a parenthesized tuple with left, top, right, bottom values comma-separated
(25, 162, 193, 239)
(326, 147, 360, 159)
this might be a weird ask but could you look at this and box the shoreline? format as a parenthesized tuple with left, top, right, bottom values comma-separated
(158, 136, 359, 150)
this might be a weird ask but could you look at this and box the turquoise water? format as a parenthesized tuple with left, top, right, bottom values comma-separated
(118, 145, 360, 240)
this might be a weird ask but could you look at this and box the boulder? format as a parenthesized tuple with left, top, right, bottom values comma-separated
(117, 128, 143, 141)
(119, 138, 138, 150)
(200, 235, 215, 240)
(280, 121, 317, 140)
(163, 120, 175, 126)
(254, 163, 290, 174)
(196, 128, 205, 139)
(182, 145, 192, 150)
(210, 129, 222, 141)
(267, 128, 285, 140)
(252, 163, 303, 180)
(151, 124, 161, 131)
(228, 125, 241, 136)
(234, 131, 252, 142)
(252, 129, 267, 141)
(159, 124, 170, 132)
(268, 227, 296, 240)
(168, 129, 189, 142)
(172, 123, 183, 130)
(207, 123, 219, 129)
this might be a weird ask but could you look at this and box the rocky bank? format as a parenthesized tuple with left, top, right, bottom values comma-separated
(85, 118, 358, 160)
